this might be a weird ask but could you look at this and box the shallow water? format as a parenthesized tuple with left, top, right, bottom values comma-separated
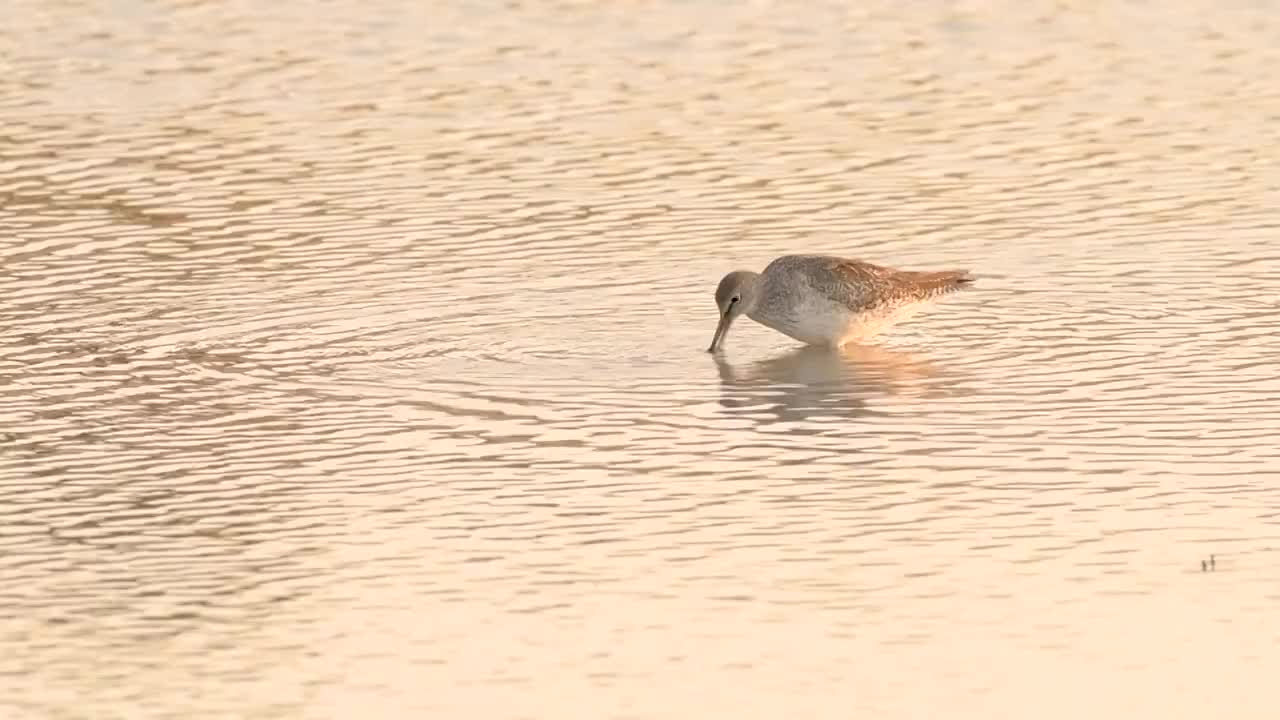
(3, 0, 1280, 718)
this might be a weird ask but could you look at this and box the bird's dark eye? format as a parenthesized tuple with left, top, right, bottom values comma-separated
(730, 296, 739, 304)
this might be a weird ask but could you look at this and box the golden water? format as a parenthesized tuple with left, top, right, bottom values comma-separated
(3, 0, 1280, 718)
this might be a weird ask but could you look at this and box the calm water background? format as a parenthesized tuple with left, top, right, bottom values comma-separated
(3, 0, 1280, 718)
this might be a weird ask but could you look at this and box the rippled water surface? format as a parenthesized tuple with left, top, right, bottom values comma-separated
(4, 0, 1280, 718)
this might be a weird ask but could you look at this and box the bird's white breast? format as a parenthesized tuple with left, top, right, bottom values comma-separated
(751, 292, 930, 347)
(751, 291, 856, 346)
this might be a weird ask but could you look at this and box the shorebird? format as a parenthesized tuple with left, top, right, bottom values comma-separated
(707, 254, 974, 352)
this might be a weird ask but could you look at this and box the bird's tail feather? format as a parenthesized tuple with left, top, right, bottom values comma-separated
(899, 269, 974, 300)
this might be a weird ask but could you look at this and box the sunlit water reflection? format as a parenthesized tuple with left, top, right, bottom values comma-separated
(3, 0, 1280, 718)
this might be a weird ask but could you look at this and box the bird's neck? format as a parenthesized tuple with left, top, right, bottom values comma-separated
(741, 272, 763, 313)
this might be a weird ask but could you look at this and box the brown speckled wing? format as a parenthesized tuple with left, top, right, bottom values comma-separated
(822, 257, 903, 310)
(828, 257, 973, 308)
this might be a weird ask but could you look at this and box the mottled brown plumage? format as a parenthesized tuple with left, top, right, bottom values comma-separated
(708, 254, 974, 352)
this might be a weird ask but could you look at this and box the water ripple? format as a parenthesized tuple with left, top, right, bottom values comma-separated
(5, 0, 1280, 718)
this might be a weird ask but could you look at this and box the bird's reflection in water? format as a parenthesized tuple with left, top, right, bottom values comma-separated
(713, 343, 959, 425)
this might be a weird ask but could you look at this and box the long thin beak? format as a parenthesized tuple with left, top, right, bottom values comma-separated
(707, 313, 733, 353)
